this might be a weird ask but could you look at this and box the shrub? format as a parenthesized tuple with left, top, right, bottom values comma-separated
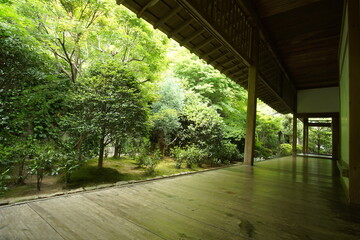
(0, 169, 11, 195)
(56, 151, 84, 186)
(170, 147, 185, 169)
(255, 140, 276, 159)
(145, 150, 161, 175)
(279, 143, 292, 156)
(296, 144, 303, 153)
(28, 143, 59, 191)
(212, 141, 242, 163)
(136, 148, 160, 175)
(171, 145, 208, 169)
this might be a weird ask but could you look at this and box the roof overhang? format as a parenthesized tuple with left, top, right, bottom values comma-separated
(117, 0, 343, 114)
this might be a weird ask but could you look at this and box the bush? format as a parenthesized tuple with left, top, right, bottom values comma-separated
(171, 145, 208, 169)
(170, 147, 185, 169)
(145, 150, 161, 175)
(56, 151, 84, 186)
(136, 148, 160, 175)
(211, 141, 242, 163)
(296, 144, 303, 153)
(255, 140, 276, 159)
(279, 143, 292, 156)
(0, 169, 11, 195)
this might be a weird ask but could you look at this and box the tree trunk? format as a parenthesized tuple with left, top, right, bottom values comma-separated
(17, 160, 26, 185)
(158, 131, 166, 156)
(98, 129, 106, 169)
(113, 139, 121, 158)
(75, 132, 88, 160)
(37, 173, 42, 191)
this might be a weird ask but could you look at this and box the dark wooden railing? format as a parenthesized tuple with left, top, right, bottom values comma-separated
(194, 0, 252, 62)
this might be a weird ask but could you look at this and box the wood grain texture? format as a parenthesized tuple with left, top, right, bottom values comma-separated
(1, 156, 359, 239)
(0, 204, 63, 240)
(253, 0, 343, 89)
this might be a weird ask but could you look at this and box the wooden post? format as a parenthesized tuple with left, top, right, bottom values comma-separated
(292, 114, 297, 156)
(332, 116, 339, 160)
(244, 29, 259, 165)
(303, 118, 309, 154)
(348, 0, 360, 204)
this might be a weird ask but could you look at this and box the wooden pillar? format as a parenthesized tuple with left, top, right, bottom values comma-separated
(332, 116, 339, 160)
(348, 0, 360, 204)
(292, 114, 297, 156)
(244, 29, 259, 165)
(303, 118, 309, 154)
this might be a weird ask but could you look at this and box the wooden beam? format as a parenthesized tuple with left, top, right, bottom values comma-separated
(292, 114, 297, 156)
(182, 29, 206, 44)
(303, 118, 309, 154)
(208, 52, 231, 65)
(193, 36, 214, 52)
(296, 113, 339, 118)
(235, 0, 295, 86)
(154, 5, 181, 29)
(203, 45, 224, 58)
(176, 0, 251, 66)
(244, 30, 259, 166)
(332, 116, 339, 160)
(169, 18, 194, 38)
(223, 63, 242, 75)
(219, 56, 236, 66)
(348, 0, 360, 204)
(307, 123, 332, 127)
(137, 0, 160, 18)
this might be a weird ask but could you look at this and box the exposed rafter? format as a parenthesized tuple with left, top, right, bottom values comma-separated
(137, 0, 160, 18)
(118, 0, 299, 113)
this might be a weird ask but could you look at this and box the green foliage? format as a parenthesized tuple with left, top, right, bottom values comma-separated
(172, 48, 247, 142)
(171, 142, 241, 169)
(308, 126, 332, 155)
(279, 143, 292, 156)
(211, 141, 243, 163)
(150, 77, 184, 154)
(255, 140, 274, 159)
(68, 166, 122, 188)
(180, 91, 224, 148)
(89, 5, 168, 81)
(0, 169, 11, 195)
(54, 148, 84, 185)
(171, 145, 208, 169)
(62, 60, 148, 167)
(0, 0, 303, 196)
(0, 139, 36, 184)
(297, 144, 303, 153)
(170, 147, 185, 169)
(28, 143, 57, 191)
(136, 145, 161, 175)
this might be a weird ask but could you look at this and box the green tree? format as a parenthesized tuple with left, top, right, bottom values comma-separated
(63, 60, 148, 168)
(180, 91, 224, 149)
(150, 77, 184, 155)
(88, 5, 168, 81)
(308, 127, 332, 155)
(171, 47, 247, 148)
(15, 0, 109, 83)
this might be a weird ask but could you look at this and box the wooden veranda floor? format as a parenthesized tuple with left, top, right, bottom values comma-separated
(1, 156, 359, 240)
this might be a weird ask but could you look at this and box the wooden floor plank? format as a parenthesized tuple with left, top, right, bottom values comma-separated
(81, 188, 243, 239)
(28, 194, 163, 240)
(0, 156, 359, 240)
(0, 204, 63, 240)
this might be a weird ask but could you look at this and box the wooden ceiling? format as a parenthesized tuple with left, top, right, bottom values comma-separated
(117, 0, 343, 113)
(253, 0, 343, 89)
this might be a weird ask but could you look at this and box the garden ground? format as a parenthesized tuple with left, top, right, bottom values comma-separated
(0, 156, 231, 203)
